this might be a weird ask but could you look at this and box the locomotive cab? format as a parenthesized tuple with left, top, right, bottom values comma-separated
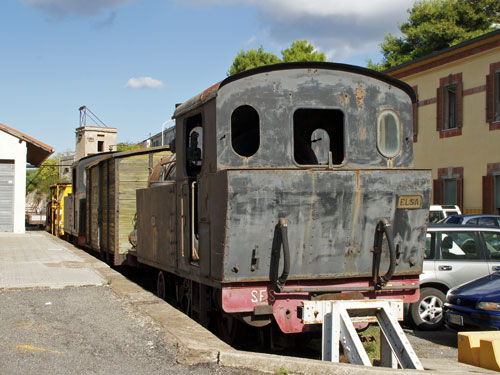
(135, 62, 431, 334)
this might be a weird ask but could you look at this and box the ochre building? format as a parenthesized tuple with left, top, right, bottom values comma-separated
(386, 29, 500, 214)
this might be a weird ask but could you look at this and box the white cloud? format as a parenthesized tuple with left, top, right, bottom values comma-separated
(21, 0, 133, 18)
(126, 77, 164, 89)
(244, 36, 257, 46)
(183, 0, 414, 62)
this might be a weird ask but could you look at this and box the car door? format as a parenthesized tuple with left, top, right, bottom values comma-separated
(420, 232, 437, 283)
(482, 231, 500, 274)
(436, 230, 489, 289)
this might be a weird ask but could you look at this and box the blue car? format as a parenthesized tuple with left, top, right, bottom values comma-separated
(445, 272, 500, 330)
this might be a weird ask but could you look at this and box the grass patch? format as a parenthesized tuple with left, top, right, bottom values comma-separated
(275, 366, 289, 375)
(362, 325, 381, 362)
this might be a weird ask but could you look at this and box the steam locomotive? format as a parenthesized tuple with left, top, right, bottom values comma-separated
(64, 62, 431, 340)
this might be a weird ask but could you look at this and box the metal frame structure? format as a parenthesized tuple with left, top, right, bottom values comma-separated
(302, 299, 423, 370)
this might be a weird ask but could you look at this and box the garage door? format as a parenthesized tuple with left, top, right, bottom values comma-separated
(0, 161, 15, 231)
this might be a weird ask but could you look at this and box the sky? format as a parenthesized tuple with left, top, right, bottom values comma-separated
(0, 0, 416, 155)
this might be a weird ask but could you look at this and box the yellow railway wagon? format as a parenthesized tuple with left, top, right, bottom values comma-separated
(47, 183, 72, 237)
(85, 147, 171, 265)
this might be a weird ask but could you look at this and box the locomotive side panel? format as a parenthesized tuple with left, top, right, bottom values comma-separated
(198, 171, 229, 282)
(136, 184, 177, 269)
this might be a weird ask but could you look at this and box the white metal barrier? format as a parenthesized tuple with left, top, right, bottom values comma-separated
(302, 299, 423, 370)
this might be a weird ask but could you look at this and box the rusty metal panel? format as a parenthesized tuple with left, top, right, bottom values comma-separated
(136, 183, 177, 269)
(216, 68, 413, 170)
(220, 169, 430, 282)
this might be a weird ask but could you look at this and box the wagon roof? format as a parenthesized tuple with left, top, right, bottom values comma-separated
(84, 146, 171, 169)
(173, 62, 417, 119)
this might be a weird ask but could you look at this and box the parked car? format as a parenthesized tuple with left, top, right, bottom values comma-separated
(408, 224, 500, 330)
(445, 272, 500, 330)
(441, 214, 500, 227)
(429, 205, 461, 223)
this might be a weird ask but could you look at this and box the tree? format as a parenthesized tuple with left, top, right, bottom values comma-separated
(228, 46, 281, 76)
(282, 40, 326, 63)
(228, 40, 326, 75)
(368, 0, 500, 71)
(26, 156, 60, 195)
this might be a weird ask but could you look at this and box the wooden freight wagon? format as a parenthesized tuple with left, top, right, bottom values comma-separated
(85, 146, 171, 265)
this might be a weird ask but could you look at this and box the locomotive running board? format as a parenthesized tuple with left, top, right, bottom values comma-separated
(302, 299, 423, 370)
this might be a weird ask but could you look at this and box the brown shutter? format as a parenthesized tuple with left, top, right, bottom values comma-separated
(412, 86, 419, 139)
(436, 86, 444, 131)
(483, 175, 495, 214)
(456, 80, 463, 128)
(486, 73, 495, 123)
(433, 179, 443, 204)
(456, 178, 463, 210)
(413, 102, 419, 139)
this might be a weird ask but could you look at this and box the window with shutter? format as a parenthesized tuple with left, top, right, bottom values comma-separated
(496, 175, 500, 214)
(445, 85, 457, 129)
(433, 179, 443, 205)
(496, 72, 500, 122)
(483, 175, 495, 214)
(436, 167, 464, 209)
(437, 74, 463, 137)
(486, 62, 500, 130)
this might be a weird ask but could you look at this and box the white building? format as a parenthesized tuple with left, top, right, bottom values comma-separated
(59, 153, 75, 180)
(0, 123, 54, 233)
(75, 126, 117, 161)
(141, 126, 176, 148)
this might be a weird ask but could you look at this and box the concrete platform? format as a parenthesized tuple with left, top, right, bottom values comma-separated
(0, 230, 497, 374)
(0, 231, 105, 289)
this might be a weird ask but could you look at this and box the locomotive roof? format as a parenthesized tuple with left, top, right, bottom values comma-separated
(173, 62, 417, 119)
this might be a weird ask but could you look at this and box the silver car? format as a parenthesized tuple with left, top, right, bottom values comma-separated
(408, 224, 500, 330)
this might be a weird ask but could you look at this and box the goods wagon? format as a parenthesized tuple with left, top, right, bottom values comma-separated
(64, 152, 113, 246)
(132, 62, 432, 338)
(85, 147, 171, 265)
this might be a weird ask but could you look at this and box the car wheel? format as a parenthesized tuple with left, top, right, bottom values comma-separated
(410, 287, 446, 330)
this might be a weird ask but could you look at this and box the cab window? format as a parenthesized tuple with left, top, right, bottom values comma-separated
(231, 105, 260, 157)
(377, 110, 401, 158)
(185, 114, 203, 177)
(293, 108, 344, 165)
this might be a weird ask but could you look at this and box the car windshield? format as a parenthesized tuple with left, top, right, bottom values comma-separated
(446, 216, 463, 224)
(429, 211, 444, 223)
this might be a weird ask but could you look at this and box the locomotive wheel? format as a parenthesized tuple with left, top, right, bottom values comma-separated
(178, 279, 192, 316)
(157, 271, 166, 300)
(217, 313, 239, 346)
